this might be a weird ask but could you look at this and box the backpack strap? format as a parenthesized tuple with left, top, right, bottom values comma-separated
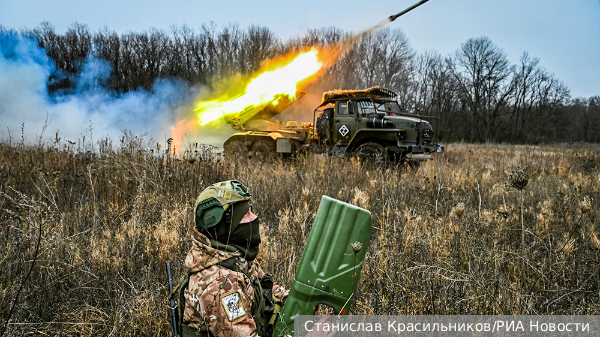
(171, 273, 214, 337)
(175, 273, 189, 330)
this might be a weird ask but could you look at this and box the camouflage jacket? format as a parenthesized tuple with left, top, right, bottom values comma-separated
(183, 229, 289, 337)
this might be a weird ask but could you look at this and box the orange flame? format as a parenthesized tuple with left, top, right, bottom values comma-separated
(169, 119, 198, 153)
(195, 48, 323, 125)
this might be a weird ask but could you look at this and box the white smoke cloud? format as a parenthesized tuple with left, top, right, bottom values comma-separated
(0, 29, 197, 148)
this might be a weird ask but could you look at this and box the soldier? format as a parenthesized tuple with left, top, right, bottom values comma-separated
(180, 180, 289, 337)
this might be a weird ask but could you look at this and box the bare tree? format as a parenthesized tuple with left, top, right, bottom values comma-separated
(240, 25, 278, 74)
(448, 37, 514, 142)
(94, 28, 122, 91)
(569, 96, 600, 142)
(353, 28, 413, 96)
(413, 51, 460, 140)
(32, 22, 92, 92)
(506, 53, 569, 142)
(588, 96, 600, 143)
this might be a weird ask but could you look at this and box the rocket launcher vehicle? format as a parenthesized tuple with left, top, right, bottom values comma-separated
(273, 196, 373, 337)
(223, 91, 305, 131)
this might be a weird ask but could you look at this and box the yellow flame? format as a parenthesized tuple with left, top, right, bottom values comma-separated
(195, 48, 322, 125)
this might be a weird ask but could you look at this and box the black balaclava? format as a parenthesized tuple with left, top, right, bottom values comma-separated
(201, 201, 262, 261)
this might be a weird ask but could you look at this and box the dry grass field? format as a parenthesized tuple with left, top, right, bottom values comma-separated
(1, 137, 599, 335)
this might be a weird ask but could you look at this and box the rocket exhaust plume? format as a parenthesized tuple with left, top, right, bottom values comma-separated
(194, 48, 322, 126)
(356, 0, 431, 37)
(168, 48, 324, 151)
(295, 0, 433, 68)
(349, 0, 431, 40)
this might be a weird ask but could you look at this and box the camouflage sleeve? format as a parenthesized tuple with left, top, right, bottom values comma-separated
(184, 265, 261, 337)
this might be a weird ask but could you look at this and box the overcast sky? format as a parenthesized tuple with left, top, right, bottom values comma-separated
(1, 0, 599, 98)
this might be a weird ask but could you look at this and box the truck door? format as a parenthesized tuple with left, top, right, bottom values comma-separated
(332, 101, 357, 144)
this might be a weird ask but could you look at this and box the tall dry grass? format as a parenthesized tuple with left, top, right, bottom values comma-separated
(1, 137, 599, 335)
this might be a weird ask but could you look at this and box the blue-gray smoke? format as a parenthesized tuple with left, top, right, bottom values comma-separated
(0, 28, 197, 147)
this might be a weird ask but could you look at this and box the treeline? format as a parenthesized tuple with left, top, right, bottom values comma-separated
(29, 22, 280, 93)
(13, 22, 600, 143)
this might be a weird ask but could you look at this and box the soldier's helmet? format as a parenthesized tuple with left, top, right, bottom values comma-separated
(194, 180, 252, 233)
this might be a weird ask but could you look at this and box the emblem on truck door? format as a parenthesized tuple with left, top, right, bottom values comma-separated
(339, 125, 349, 137)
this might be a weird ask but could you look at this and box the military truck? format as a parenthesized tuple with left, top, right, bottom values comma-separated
(223, 87, 443, 165)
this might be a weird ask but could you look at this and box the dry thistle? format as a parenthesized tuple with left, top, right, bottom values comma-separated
(509, 166, 529, 190)
(579, 196, 592, 214)
(351, 241, 363, 254)
(453, 202, 465, 217)
(351, 241, 362, 279)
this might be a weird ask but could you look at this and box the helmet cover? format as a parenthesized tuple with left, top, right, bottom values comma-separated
(195, 180, 252, 230)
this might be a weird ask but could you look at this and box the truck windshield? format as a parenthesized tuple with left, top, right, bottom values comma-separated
(357, 101, 376, 115)
(357, 100, 402, 115)
(338, 102, 349, 115)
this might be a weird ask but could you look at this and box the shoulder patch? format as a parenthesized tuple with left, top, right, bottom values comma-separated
(220, 290, 247, 323)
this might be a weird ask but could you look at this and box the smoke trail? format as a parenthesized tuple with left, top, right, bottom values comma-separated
(0, 28, 198, 148)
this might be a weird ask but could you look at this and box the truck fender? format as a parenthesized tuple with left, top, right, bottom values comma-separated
(347, 129, 400, 153)
(224, 133, 273, 148)
(268, 132, 285, 140)
(223, 134, 248, 147)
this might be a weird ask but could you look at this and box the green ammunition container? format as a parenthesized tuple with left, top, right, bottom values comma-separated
(274, 195, 372, 336)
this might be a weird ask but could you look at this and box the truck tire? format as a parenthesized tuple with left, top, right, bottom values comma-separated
(224, 140, 247, 160)
(353, 142, 388, 166)
(252, 140, 275, 162)
(316, 116, 329, 141)
(316, 110, 333, 146)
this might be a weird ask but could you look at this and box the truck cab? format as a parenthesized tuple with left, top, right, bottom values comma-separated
(314, 87, 443, 164)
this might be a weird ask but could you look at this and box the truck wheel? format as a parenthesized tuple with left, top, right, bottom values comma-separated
(354, 142, 388, 166)
(316, 116, 330, 142)
(252, 140, 275, 162)
(224, 141, 247, 160)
